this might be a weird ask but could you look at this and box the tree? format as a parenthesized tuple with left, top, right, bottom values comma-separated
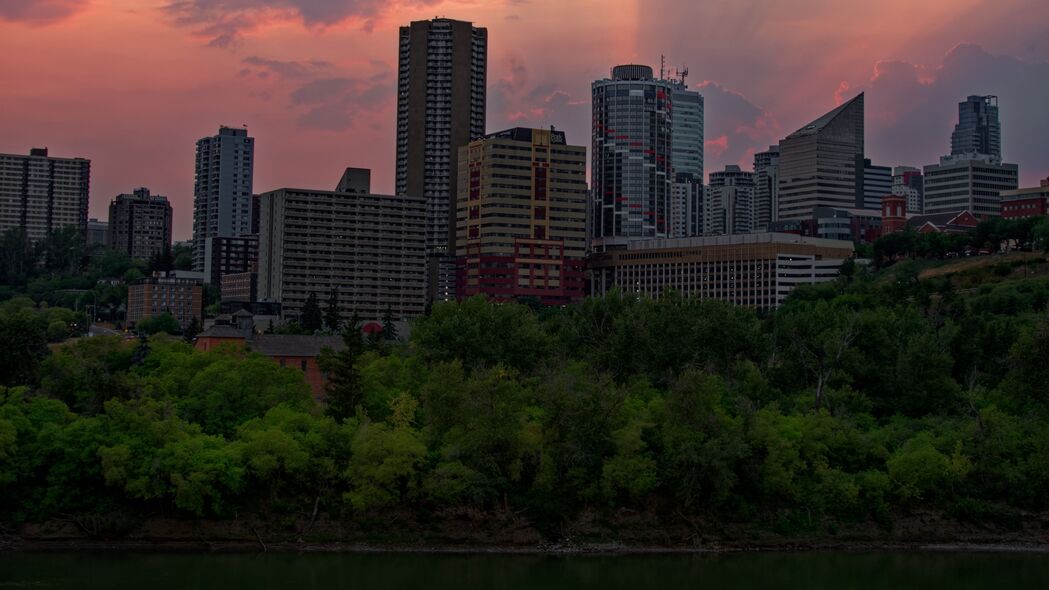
(135, 313, 181, 336)
(0, 308, 49, 387)
(381, 305, 398, 341)
(319, 314, 366, 423)
(301, 292, 323, 333)
(172, 243, 193, 271)
(324, 288, 341, 333)
(183, 316, 201, 343)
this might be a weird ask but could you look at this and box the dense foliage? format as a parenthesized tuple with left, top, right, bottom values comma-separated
(4, 264, 1049, 537)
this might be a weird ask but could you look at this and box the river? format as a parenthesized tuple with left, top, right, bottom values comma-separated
(2, 550, 1046, 588)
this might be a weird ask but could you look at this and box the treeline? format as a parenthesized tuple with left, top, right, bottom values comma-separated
(867, 215, 1049, 267)
(3, 268, 1049, 536)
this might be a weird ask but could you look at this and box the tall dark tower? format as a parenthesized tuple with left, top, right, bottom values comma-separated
(951, 95, 1001, 160)
(395, 18, 487, 302)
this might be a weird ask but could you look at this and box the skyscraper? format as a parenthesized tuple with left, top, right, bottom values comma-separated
(0, 148, 90, 242)
(192, 126, 254, 271)
(396, 18, 487, 301)
(951, 95, 1001, 160)
(777, 93, 865, 220)
(455, 127, 587, 305)
(591, 64, 703, 251)
(859, 158, 892, 210)
(704, 165, 755, 235)
(752, 145, 779, 230)
(108, 187, 173, 261)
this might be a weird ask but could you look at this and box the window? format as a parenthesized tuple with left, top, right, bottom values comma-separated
(301, 359, 308, 371)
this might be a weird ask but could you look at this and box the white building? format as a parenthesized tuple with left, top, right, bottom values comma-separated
(192, 126, 254, 271)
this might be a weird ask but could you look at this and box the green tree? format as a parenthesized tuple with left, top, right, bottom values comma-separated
(324, 288, 342, 333)
(0, 308, 49, 387)
(135, 313, 181, 336)
(183, 316, 201, 343)
(381, 305, 398, 341)
(301, 292, 323, 333)
(319, 314, 366, 423)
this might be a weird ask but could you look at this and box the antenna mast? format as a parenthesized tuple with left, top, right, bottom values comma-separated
(660, 54, 665, 80)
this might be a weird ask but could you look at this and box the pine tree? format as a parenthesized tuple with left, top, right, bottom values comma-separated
(300, 292, 323, 333)
(381, 304, 398, 341)
(324, 287, 342, 333)
(183, 316, 201, 343)
(320, 313, 365, 422)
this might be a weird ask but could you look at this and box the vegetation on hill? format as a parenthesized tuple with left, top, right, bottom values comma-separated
(3, 262, 1049, 541)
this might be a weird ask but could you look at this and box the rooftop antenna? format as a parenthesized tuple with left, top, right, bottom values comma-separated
(680, 65, 688, 85)
(660, 54, 666, 80)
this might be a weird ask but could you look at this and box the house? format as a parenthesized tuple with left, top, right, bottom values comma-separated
(195, 310, 344, 397)
(905, 211, 979, 234)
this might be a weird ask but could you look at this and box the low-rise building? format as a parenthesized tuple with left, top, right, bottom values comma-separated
(906, 211, 979, 234)
(126, 272, 203, 330)
(1000, 178, 1049, 220)
(220, 271, 257, 302)
(588, 232, 854, 309)
(87, 219, 109, 247)
(768, 207, 882, 244)
(195, 311, 343, 397)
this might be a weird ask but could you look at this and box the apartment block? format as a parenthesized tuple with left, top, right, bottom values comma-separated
(258, 169, 427, 322)
(108, 187, 173, 260)
(455, 127, 587, 305)
(126, 273, 204, 329)
(0, 148, 90, 241)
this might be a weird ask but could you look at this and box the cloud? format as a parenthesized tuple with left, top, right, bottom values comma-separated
(854, 44, 1049, 183)
(242, 56, 333, 79)
(161, 0, 440, 45)
(289, 75, 393, 131)
(0, 0, 88, 25)
(695, 81, 781, 175)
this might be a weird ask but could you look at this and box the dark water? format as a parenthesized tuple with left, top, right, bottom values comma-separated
(1, 551, 1047, 589)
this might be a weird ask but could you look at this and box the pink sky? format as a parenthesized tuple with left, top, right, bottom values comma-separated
(1, 0, 1047, 239)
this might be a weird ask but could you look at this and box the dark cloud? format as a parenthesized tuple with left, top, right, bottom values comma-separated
(242, 56, 333, 79)
(0, 0, 88, 25)
(162, 0, 441, 45)
(695, 81, 781, 174)
(289, 76, 393, 131)
(857, 44, 1049, 183)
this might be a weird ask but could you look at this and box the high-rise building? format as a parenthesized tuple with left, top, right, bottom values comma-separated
(704, 165, 755, 235)
(777, 94, 865, 220)
(258, 168, 427, 323)
(752, 145, 779, 231)
(455, 127, 587, 305)
(108, 188, 173, 261)
(892, 166, 925, 214)
(192, 126, 254, 271)
(924, 156, 1018, 218)
(859, 158, 892, 210)
(204, 234, 257, 287)
(0, 148, 90, 242)
(671, 84, 704, 182)
(589, 233, 854, 309)
(395, 18, 487, 302)
(671, 177, 704, 238)
(951, 95, 1001, 160)
(591, 64, 703, 251)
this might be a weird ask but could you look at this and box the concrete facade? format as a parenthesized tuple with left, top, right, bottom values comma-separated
(0, 148, 90, 242)
(192, 126, 254, 271)
(108, 188, 172, 261)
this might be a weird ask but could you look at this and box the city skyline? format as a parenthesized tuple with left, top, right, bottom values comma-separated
(2, 0, 1048, 239)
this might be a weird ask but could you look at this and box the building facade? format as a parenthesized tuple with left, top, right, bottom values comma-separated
(87, 218, 109, 247)
(859, 158, 892, 210)
(704, 165, 755, 235)
(923, 156, 1018, 218)
(892, 166, 924, 214)
(951, 95, 1001, 160)
(455, 127, 587, 305)
(752, 145, 779, 231)
(108, 187, 173, 261)
(671, 177, 704, 238)
(126, 273, 203, 330)
(258, 170, 427, 323)
(1000, 179, 1049, 219)
(192, 126, 254, 271)
(0, 148, 90, 242)
(220, 271, 258, 302)
(591, 64, 702, 251)
(589, 233, 853, 309)
(204, 234, 258, 287)
(396, 18, 487, 303)
(777, 94, 865, 220)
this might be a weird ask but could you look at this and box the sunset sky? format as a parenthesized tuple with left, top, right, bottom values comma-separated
(2, 0, 1048, 239)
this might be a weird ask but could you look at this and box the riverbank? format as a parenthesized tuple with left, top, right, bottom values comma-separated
(5, 509, 1049, 554)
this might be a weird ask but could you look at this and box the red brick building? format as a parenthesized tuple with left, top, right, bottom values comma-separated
(881, 194, 907, 235)
(127, 273, 203, 330)
(1001, 179, 1049, 220)
(195, 311, 344, 398)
